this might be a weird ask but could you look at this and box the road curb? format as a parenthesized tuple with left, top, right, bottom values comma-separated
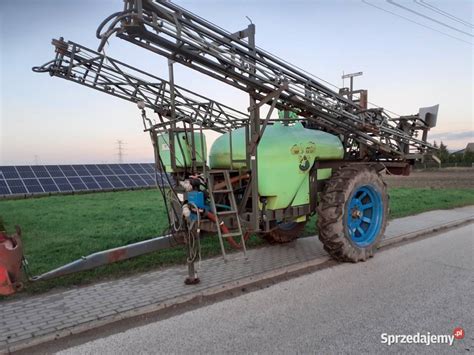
(5, 216, 473, 354)
(6, 256, 333, 354)
(380, 216, 474, 248)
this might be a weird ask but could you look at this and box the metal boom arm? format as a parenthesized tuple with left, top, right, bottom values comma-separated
(33, 38, 249, 133)
(98, 0, 437, 160)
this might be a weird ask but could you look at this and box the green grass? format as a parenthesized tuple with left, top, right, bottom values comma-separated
(1, 187, 473, 295)
(388, 188, 474, 218)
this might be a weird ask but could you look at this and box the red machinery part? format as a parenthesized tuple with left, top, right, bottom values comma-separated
(0, 266, 13, 296)
(0, 227, 24, 296)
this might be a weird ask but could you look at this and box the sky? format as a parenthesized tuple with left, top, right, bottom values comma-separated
(0, 0, 472, 165)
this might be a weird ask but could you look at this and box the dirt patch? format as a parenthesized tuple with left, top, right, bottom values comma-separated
(384, 168, 474, 189)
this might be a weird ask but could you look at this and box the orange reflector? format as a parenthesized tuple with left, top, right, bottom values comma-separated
(0, 266, 15, 296)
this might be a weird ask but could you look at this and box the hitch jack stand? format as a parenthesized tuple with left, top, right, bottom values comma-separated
(184, 241, 200, 285)
(185, 259, 200, 285)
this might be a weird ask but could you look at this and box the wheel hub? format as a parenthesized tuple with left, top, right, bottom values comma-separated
(351, 208, 362, 219)
(346, 185, 384, 247)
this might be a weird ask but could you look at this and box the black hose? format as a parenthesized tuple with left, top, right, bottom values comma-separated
(31, 59, 58, 73)
(96, 11, 128, 39)
(96, 10, 134, 52)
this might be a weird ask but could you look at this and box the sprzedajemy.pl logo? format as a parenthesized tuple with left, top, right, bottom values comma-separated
(381, 327, 464, 346)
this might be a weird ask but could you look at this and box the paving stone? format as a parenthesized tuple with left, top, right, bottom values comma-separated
(0, 206, 472, 353)
(33, 328, 57, 337)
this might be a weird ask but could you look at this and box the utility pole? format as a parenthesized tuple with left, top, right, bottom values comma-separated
(116, 140, 126, 163)
(33, 155, 39, 165)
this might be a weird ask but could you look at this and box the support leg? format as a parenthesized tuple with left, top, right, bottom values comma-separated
(184, 229, 200, 285)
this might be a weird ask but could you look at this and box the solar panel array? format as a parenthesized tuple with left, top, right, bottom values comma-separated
(0, 163, 165, 198)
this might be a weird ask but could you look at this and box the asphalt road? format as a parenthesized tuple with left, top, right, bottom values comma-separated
(57, 224, 473, 354)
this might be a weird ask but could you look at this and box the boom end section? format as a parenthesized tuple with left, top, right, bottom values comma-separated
(418, 104, 439, 129)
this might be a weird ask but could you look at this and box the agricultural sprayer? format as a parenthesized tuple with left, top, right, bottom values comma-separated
(1, 0, 439, 294)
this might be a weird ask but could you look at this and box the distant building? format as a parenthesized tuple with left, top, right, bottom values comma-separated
(453, 142, 474, 155)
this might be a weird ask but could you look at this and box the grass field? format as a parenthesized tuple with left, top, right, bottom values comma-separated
(1, 187, 473, 295)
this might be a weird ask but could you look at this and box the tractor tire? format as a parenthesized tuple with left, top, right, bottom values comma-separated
(317, 165, 388, 262)
(263, 221, 306, 244)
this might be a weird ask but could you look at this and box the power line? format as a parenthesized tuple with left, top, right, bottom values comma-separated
(174, 2, 342, 91)
(387, 0, 473, 37)
(339, 71, 402, 116)
(415, 0, 474, 29)
(361, 0, 473, 45)
(173, 0, 412, 118)
(265, 50, 405, 117)
(116, 140, 126, 163)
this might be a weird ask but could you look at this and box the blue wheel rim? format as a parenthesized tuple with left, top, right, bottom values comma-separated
(346, 185, 383, 247)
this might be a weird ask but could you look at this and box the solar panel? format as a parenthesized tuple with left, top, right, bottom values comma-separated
(0, 166, 20, 179)
(23, 178, 44, 193)
(67, 177, 87, 191)
(73, 166, 91, 177)
(129, 163, 147, 174)
(109, 164, 126, 175)
(81, 176, 100, 189)
(59, 165, 79, 177)
(117, 175, 136, 188)
(52, 177, 73, 192)
(94, 176, 113, 189)
(142, 164, 155, 173)
(106, 175, 125, 188)
(6, 179, 28, 194)
(38, 178, 55, 185)
(31, 166, 50, 178)
(119, 164, 135, 174)
(16, 166, 36, 179)
(84, 164, 102, 176)
(53, 177, 69, 185)
(0, 163, 159, 198)
(142, 175, 156, 185)
(46, 165, 65, 177)
(130, 175, 148, 187)
(98, 165, 114, 175)
(38, 178, 59, 192)
(0, 179, 10, 195)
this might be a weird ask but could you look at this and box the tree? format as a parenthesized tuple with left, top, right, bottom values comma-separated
(438, 141, 450, 163)
(448, 153, 457, 163)
(464, 151, 474, 164)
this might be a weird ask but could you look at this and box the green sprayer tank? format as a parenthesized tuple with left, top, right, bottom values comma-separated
(209, 122, 344, 211)
(158, 132, 207, 172)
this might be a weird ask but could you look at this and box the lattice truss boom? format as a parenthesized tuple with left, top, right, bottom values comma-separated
(33, 39, 249, 133)
(99, 0, 437, 160)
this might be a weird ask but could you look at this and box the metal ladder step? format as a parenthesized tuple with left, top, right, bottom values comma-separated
(217, 210, 238, 216)
(206, 170, 247, 261)
(221, 232, 243, 238)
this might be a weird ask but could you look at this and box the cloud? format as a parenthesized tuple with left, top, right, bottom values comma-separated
(429, 131, 474, 141)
